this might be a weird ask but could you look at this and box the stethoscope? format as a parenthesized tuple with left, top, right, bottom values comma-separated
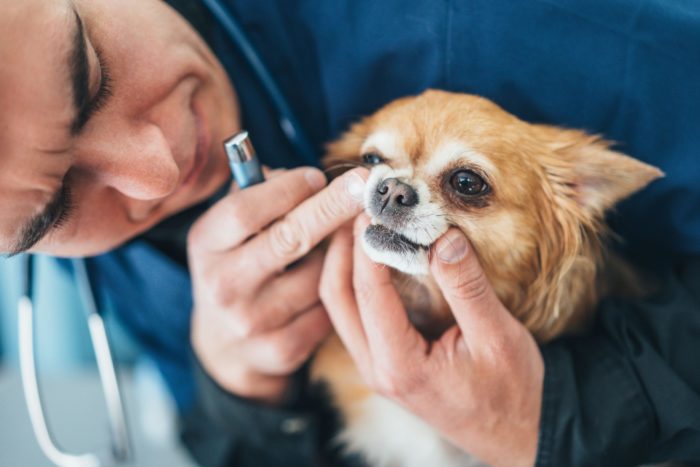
(19, 257, 130, 467)
(18, 1, 315, 465)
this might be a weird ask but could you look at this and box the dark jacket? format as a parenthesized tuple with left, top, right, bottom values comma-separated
(86, 0, 700, 466)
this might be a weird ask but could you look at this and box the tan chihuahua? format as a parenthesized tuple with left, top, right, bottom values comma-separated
(312, 90, 662, 467)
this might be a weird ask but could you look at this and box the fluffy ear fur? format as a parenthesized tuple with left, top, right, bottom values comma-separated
(518, 125, 663, 340)
(533, 125, 664, 218)
(322, 121, 370, 178)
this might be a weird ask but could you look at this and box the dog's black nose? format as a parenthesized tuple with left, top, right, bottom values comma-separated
(376, 177, 419, 211)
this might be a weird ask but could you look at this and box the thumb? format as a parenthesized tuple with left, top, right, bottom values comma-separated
(430, 229, 514, 343)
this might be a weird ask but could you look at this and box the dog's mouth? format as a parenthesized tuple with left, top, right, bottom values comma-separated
(364, 224, 431, 254)
(361, 223, 433, 275)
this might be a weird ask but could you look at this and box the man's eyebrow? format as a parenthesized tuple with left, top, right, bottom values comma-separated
(7, 11, 86, 256)
(9, 186, 71, 256)
(69, 7, 92, 136)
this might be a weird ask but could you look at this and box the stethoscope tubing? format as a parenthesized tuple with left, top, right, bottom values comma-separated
(18, 292, 101, 467)
(18, 256, 131, 467)
(200, 0, 319, 167)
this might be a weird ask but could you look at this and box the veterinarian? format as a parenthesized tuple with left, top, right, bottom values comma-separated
(2, 1, 699, 466)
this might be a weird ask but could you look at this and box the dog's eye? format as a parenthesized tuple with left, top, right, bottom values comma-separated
(449, 170, 489, 196)
(362, 152, 385, 165)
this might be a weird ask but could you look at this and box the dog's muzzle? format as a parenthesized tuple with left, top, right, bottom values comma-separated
(360, 168, 449, 275)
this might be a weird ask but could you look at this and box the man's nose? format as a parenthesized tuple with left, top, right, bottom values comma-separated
(77, 122, 180, 201)
(375, 177, 419, 213)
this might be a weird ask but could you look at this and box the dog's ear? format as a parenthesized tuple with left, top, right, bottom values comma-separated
(534, 125, 663, 217)
(322, 121, 370, 178)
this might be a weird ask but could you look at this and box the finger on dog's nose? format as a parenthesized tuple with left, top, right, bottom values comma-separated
(238, 168, 369, 282)
(189, 167, 327, 254)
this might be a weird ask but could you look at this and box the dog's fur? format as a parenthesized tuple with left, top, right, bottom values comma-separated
(311, 90, 662, 467)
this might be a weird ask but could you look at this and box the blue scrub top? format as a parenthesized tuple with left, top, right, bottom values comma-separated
(88, 0, 700, 410)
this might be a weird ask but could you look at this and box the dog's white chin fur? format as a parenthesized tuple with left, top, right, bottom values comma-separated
(361, 231, 431, 275)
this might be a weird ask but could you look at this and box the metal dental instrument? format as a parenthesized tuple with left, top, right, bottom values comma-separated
(224, 131, 265, 189)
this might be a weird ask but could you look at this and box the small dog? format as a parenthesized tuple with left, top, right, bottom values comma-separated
(312, 90, 662, 467)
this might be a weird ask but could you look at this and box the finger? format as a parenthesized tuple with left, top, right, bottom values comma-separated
(352, 215, 426, 363)
(233, 168, 368, 285)
(251, 248, 325, 331)
(189, 167, 327, 254)
(319, 224, 371, 368)
(264, 166, 286, 179)
(429, 229, 516, 346)
(227, 166, 283, 196)
(242, 303, 331, 375)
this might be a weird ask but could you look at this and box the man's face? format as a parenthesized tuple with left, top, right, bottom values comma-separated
(0, 0, 239, 256)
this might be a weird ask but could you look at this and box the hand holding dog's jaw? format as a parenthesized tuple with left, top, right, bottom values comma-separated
(428, 230, 543, 467)
(321, 218, 542, 467)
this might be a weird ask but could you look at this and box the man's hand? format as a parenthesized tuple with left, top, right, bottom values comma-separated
(320, 215, 543, 466)
(188, 167, 367, 405)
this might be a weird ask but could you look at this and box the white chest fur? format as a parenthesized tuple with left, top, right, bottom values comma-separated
(337, 393, 486, 467)
(312, 336, 487, 467)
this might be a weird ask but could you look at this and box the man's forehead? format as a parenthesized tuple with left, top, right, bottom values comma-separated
(0, 0, 76, 148)
(1, 0, 74, 51)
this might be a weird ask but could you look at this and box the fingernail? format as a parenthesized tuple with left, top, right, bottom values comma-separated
(437, 230, 468, 263)
(305, 169, 327, 191)
(346, 171, 366, 201)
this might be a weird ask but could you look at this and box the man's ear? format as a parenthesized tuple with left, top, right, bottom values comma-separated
(534, 125, 664, 217)
(322, 121, 370, 178)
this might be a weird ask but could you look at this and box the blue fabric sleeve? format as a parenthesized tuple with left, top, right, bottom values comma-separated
(537, 258, 700, 466)
(180, 357, 359, 467)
